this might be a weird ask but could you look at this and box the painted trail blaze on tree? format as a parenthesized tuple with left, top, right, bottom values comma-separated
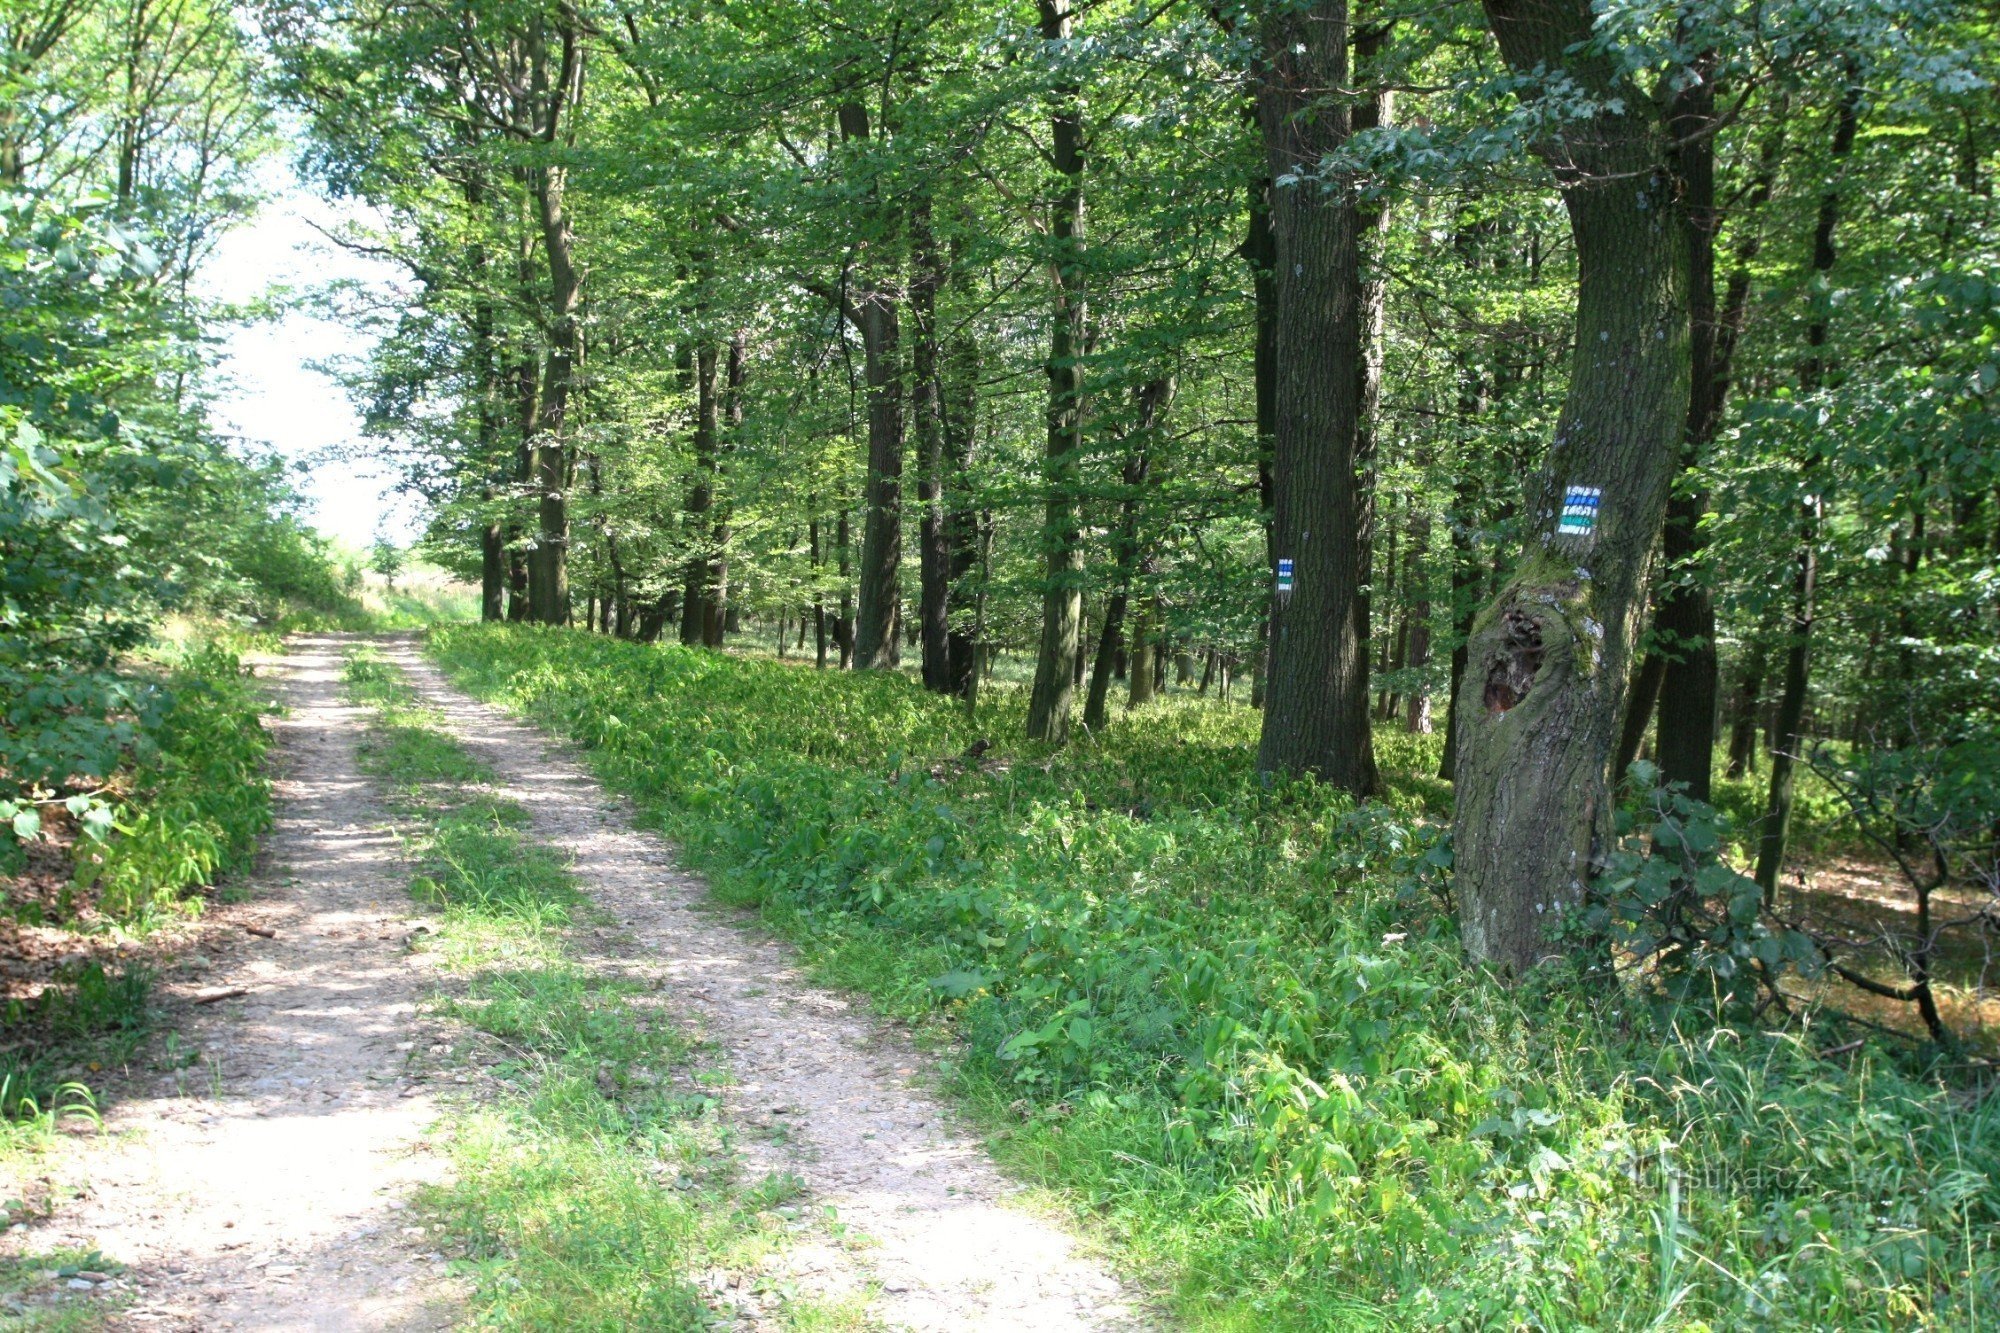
(1451, 0, 1690, 976)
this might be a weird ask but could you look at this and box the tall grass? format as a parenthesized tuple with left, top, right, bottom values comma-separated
(429, 624, 1998, 1330)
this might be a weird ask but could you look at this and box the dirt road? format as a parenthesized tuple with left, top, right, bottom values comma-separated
(3, 634, 1143, 1331)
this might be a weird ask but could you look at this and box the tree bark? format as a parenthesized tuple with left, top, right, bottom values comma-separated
(1084, 376, 1173, 730)
(1251, 0, 1377, 793)
(1025, 0, 1087, 744)
(1613, 648, 1667, 781)
(1725, 636, 1766, 777)
(681, 341, 722, 646)
(1452, 0, 1690, 976)
(522, 15, 582, 626)
(911, 198, 952, 692)
(943, 330, 982, 700)
(841, 102, 905, 672)
(1652, 66, 1779, 802)
(1404, 500, 1433, 733)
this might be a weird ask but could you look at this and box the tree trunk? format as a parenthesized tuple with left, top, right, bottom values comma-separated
(1613, 649, 1667, 782)
(481, 515, 506, 622)
(912, 199, 952, 692)
(1128, 592, 1159, 708)
(1652, 64, 1779, 802)
(1085, 376, 1172, 730)
(1725, 637, 1766, 777)
(1244, 155, 1279, 715)
(1251, 0, 1377, 794)
(1025, 0, 1087, 744)
(943, 331, 982, 701)
(810, 512, 828, 669)
(834, 509, 855, 669)
(841, 102, 905, 672)
(523, 20, 582, 627)
(681, 342, 721, 646)
(1404, 501, 1433, 733)
(506, 539, 529, 621)
(1452, 0, 1690, 976)
(1756, 79, 1858, 901)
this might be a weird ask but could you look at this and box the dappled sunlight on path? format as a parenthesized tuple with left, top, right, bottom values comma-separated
(2, 635, 461, 1331)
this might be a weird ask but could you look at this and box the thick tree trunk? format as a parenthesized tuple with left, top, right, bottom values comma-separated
(1128, 593, 1159, 708)
(1025, 0, 1087, 744)
(506, 539, 529, 621)
(1452, 0, 1689, 976)
(1252, 0, 1377, 794)
(480, 514, 506, 622)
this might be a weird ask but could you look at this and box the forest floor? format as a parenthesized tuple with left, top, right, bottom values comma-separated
(1, 634, 1141, 1331)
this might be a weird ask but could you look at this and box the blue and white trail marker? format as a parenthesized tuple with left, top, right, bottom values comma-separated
(1558, 485, 1601, 538)
(1276, 557, 1294, 596)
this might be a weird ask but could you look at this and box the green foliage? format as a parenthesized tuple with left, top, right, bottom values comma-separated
(68, 645, 273, 921)
(0, 0, 357, 844)
(1586, 764, 1820, 1007)
(432, 625, 1999, 1328)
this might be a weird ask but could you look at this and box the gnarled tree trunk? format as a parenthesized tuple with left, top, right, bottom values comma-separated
(1452, 0, 1690, 976)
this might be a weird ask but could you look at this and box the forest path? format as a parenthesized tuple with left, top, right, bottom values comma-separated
(2, 634, 464, 1331)
(386, 637, 1145, 1332)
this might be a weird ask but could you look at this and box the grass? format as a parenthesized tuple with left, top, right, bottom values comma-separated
(0, 961, 145, 1154)
(341, 647, 870, 1330)
(427, 623, 2000, 1331)
(0, 1247, 121, 1330)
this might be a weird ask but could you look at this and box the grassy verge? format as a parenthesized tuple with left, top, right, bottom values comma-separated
(428, 624, 1998, 1331)
(342, 650, 868, 1330)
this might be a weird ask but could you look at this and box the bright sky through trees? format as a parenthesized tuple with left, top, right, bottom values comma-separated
(200, 160, 417, 547)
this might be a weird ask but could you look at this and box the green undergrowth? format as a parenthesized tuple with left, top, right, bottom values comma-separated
(0, 961, 139, 1155)
(0, 1246, 122, 1330)
(65, 642, 273, 922)
(427, 624, 1999, 1331)
(342, 648, 866, 1330)
(4, 639, 267, 1152)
